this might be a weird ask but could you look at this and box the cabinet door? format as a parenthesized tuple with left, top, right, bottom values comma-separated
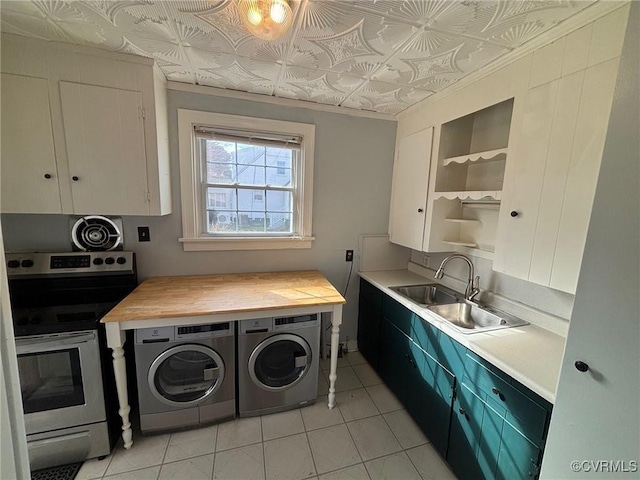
(59, 82, 149, 215)
(357, 280, 384, 370)
(1, 74, 62, 213)
(406, 340, 454, 457)
(378, 318, 412, 406)
(495, 58, 620, 293)
(449, 383, 540, 480)
(388, 127, 433, 250)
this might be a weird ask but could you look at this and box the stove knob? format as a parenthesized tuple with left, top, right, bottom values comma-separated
(7, 260, 20, 269)
(93, 258, 104, 265)
(117, 257, 127, 265)
(21, 259, 34, 268)
(105, 257, 115, 265)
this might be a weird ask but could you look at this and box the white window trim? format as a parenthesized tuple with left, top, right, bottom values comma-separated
(178, 109, 315, 251)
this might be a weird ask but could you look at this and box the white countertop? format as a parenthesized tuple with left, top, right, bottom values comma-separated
(359, 269, 566, 404)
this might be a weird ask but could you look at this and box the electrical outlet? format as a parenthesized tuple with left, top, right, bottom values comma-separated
(138, 226, 150, 242)
(345, 250, 354, 262)
(422, 254, 430, 268)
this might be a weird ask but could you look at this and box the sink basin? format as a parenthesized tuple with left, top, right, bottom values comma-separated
(390, 284, 461, 306)
(428, 302, 528, 334)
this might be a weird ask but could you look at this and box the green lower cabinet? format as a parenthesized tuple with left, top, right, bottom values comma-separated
(448, 383, 541, 480)
(357, 279, 383, 369)
(405, 340, 454, 457)
(379, 318, 454, 457)
(358, 283, 550, 480)
(378, 318, 412, 405)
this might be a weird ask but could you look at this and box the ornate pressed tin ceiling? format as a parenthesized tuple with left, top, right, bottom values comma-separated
(0, 0, 597, 114)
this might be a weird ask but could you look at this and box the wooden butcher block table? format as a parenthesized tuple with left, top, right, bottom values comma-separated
(102, 270, 346, 449)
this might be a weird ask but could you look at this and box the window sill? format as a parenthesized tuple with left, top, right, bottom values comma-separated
(179, 236, 315, 251)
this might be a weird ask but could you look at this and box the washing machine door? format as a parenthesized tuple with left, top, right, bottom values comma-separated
(249, 334, 312, 391)
(148, 344, 225, 407)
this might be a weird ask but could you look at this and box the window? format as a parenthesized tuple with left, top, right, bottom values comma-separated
(178, 110, 315, 251)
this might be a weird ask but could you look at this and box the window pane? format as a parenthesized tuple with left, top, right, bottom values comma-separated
(267, 191, 292, 213)
(206, 140, 235, 163)
(237, 144, 265, 166)
(238, 188, 265, 210)
(238, 212, 265, 232)
(266, 167, 291, 187)
(207, 163, 236, 184)
(267, 213, 292, 232)
(266, 147, 292, 168)
(206, 187, 235, 210)
(236, 165, 266, 186)
(207, 210, 237, 233)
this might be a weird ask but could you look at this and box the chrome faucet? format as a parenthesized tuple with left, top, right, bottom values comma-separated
(434, 254, 480, 301)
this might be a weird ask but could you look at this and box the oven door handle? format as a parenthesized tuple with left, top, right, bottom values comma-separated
(15, 332, 96, 353)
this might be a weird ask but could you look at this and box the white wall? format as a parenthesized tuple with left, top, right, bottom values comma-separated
(1, 89, 397, 342)
(541, 3, 639, 477)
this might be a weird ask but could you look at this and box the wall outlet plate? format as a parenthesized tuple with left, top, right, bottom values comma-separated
(345, 250, 354, 262)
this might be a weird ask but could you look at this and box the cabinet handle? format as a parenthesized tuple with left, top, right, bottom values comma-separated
(574, 360, 589, 372)
(491, 386, 505, 401)
(404, 353, 416, 368)
(510, 210, 519, 217)
(417, 208, 424, 213)
(44, 173, 52, 179)
(72, 176, 79, 182)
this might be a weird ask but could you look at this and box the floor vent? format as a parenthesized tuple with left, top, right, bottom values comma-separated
(31, 462, 83, 480)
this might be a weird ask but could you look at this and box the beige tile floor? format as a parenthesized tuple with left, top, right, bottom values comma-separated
(76, 351, 457, 480)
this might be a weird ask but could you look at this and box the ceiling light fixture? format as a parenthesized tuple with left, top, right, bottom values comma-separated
(237, 0, 293, 41)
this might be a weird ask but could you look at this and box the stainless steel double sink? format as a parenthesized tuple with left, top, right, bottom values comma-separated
(389, 284, 528, 334)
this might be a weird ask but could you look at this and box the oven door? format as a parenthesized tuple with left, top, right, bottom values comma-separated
(15, 330, 106, 435)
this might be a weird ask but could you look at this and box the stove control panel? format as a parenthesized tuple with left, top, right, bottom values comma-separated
(6, 251, 135, 276)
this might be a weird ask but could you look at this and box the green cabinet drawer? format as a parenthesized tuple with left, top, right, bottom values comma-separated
(410, 313, 440, 358)
(463, 354, 549, 447)
(436, 331, 468, 379)
(382, 294, 413, 336)
(359, 278, 382, 308)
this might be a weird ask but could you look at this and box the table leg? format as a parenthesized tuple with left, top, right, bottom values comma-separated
(327, 304, 343, 409)
(105, 324, 133, 449)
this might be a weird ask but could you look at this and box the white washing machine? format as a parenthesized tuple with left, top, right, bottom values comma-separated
(134, 322, 235, 434)
(238, 314, 320, 417)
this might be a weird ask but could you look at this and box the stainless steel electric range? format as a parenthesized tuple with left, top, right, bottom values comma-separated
(6, 251, 137, 471)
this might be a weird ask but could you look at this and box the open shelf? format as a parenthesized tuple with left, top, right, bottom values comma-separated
(445, 218, 482, 225)
(443, 240, 478, 248)
(433, 190, 502, 201)
(443, 147, 508, 167)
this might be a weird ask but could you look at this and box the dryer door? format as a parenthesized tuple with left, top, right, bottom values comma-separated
(249, 334, 312, 391)
(148, 344, 225, 407)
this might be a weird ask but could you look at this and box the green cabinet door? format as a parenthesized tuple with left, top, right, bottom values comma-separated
(406, 339, 455, 457)
(357, 279, 383, 369)
(449, 383, 541, 480)
(378, 317, 413, 406)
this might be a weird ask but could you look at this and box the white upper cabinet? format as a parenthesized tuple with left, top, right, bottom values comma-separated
(494, 8, 627, 294)
(60, 82, 149, 215)
(0, 34, 171, 216)
(388, 127, 433, 250)
(393, 5, 629, 295)
(1, 74, 61, 213)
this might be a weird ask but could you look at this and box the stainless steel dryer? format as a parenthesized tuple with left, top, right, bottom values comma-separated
(134, 322, 235, 434)
(238, 314, 320, 417)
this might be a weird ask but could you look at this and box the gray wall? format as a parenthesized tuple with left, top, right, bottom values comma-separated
(541, 4, 639, 477)
(2, 91, 397, 341)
